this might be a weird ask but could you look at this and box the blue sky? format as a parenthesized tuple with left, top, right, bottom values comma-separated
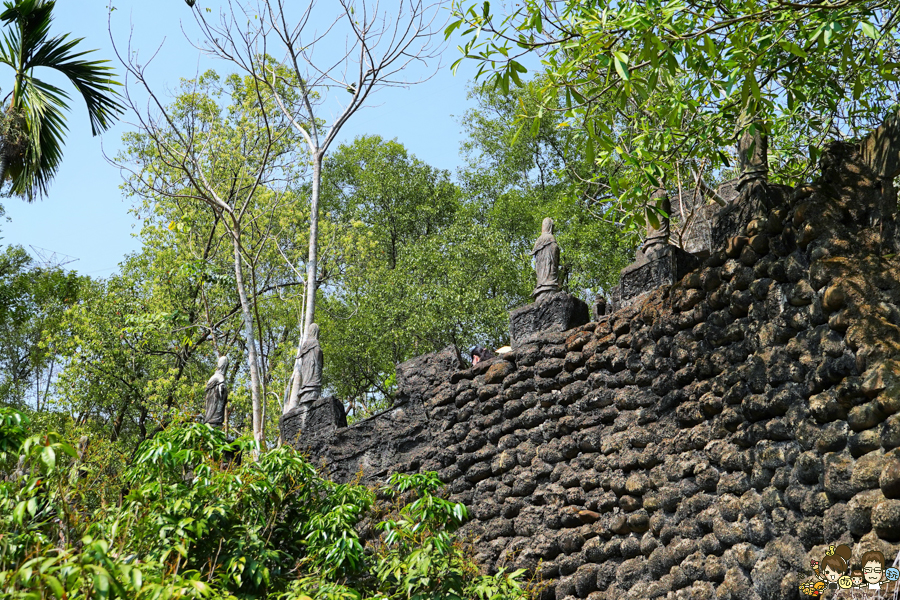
(2, 1, 487, 276)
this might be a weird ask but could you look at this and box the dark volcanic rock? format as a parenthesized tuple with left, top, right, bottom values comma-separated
(396, 345, 461, 403)
(611, 245, 700, 311)
(510, 292, 590, 348)
(280, 395, 346, 446)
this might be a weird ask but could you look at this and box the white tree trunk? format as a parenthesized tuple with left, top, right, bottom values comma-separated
(232, 234, 265, 456)
(304, 154, 322, 333)
(285, 153, 323, 414)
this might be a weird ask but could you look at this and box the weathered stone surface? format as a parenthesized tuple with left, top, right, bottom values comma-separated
(510, 293, 590, 348)
(847, 489, 883, 535)
(852, 450, 885, 490)
(485, 360, 515, 384)
(881, 452, 900, 499)
(280, 395, 346, 446)
(862, 360, 900, 398)
(611, 245, 700, 311)
(859, 106, 900, 179)
(396, 345, 461, 403)
(873, 499, 900, 540)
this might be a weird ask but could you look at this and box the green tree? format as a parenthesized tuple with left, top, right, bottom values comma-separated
(311, 133, 623, 417)
(0, 245, 80, 409)
(458, 81, 632, 294)
(0, 413, 528, 599)
(448, 0, 900, 218)
(310, 136, 526, 416)
(190, 0, 444, 390)
(114, 69, 307, 454)
(49, 269, 203, 444)
(0, 0, 122, 200)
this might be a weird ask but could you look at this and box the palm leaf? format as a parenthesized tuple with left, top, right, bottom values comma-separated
(26, 33, 122, 135)
(8, 73, 66, 198)
(0, 0, 123, 200)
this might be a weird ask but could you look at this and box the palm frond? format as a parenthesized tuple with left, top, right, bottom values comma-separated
(27, 34, 123, 135)
(0, 0, 123, 200)
(8, 73, 66, 199)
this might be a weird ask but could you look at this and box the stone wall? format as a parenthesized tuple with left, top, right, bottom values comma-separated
(287, 139, 900, 600)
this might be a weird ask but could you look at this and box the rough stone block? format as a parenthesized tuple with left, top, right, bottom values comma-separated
(610, 245, 700, 311)
(860, 108, 900, 179)
(396, 345, 461, 402)
(280, 395, 347, 445)
(509, 292, 589, 348)
(873, 499, 900, 540)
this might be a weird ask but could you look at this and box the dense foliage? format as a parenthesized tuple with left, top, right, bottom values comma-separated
(9, 0, 899, 597)
(448, 0, 900, 226)
(0, 407, 528, 599)
(12, 71, 630, 432)
(0, 246, 82, 409)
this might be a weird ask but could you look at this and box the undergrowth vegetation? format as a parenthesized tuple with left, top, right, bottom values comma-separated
(0, 407, 528, 599)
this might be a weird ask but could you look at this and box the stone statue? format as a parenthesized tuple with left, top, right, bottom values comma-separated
(592, 293, 608, 322)
(531, 217, 561, 303)
(297, 323, 323, 406)
(203, 356, 229, 428)
(642, 186, 671, 256)
(737, 125, 768, 191)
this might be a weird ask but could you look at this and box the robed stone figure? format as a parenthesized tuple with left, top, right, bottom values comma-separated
(532, 217, 561, 303)
(297, 323, 323, 406)
(203, 356, 229, 428)
(641, 186, 671, 258)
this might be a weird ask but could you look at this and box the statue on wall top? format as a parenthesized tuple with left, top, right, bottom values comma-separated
(642, 186, 671, 258)
(203, 356, 229, 428)
(531, 217, 561, 303)
(737, 125, 768, 191)
(298, 323, 324, 405)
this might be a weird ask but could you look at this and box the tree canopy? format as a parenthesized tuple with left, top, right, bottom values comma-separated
(448, 0, 900, 223)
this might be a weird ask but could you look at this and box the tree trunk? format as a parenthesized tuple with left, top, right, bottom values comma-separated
(304, 153, 323, 333)
(0, 152, 9, 193)
(232, 233, 265, 457)
(285, 153, 323, 414)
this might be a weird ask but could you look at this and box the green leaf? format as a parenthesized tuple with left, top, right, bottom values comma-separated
(613, 51, 630, 81)
(44, 575, 64, 598)
(41, 445, 56, 471)
(444, 19, 462, 40)
(508, 61, 523, 87)
(131, 568, 142, 590)
(57, 441, 77, 458)
(778, 40, 807, 59)
(861, 21, 877, 40)
(703, 35, 715, 58)
(823, 22, 835, 46)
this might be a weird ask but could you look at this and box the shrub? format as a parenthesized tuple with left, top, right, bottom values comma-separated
(0, 411, 527, 599)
